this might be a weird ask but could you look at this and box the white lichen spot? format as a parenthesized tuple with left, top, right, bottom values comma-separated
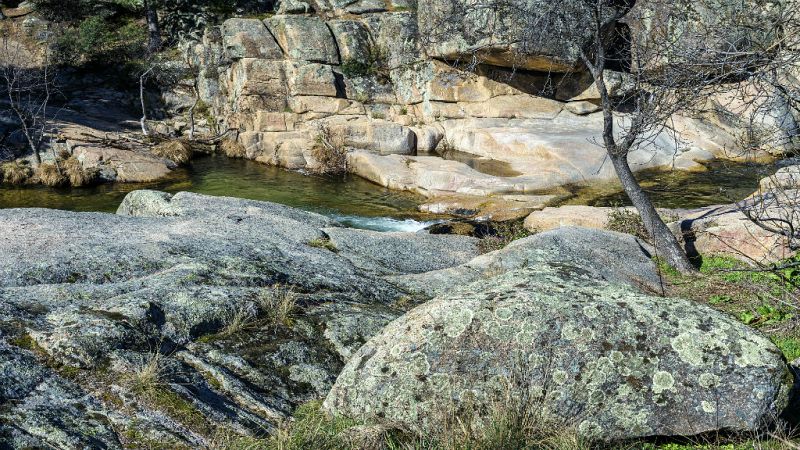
(698, 373, 720, 389)
(652, 371, 675, 395)
(444, 308, 474, 338)
(408, 353, 430, 376)
(583, 305, 601, 320)
(578, 420, 602, 438)
(610, 351, 624, 364)
(561, 323, 581, 341)
(552, 369, 568, 385)
(494, 307, 513, 321)
(701, 401, 717, 413)
(515, 322, 538, 345)
(671, 333, 704, 366)
(736, 339, 774, 367)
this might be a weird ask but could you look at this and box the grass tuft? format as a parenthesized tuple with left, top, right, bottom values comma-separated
(258, 284, 298, 328)
(36, 162, 68, 187)
(607, 207, 649, 241)
(126, 351, 164, 395)
(220, 306, 256, 336)
(62, 156, 97, 187)
(308, 237, 338, 252)
(219, 138, 247, 159)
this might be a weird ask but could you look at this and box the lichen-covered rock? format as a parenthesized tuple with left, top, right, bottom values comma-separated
(324, 265, 792, 442)
(0, 341, 122, 449)
(390, 226, 663, 298)
(0, 191, 427, 444)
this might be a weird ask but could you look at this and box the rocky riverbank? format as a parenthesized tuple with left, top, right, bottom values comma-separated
(0, 190, 797, 448)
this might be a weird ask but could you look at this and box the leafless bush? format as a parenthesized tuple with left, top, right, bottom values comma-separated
(0, 27, 57, 166)
(312, 124, 348, 176)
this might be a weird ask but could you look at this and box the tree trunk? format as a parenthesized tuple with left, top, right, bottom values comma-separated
(144, 0, 161, 54)
(608, 152, 696, 273)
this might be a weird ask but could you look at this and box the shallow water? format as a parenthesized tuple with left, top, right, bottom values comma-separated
(558, 160, 775, 209)
(0, 155, 436, 231)
(0, 156, 776, 229)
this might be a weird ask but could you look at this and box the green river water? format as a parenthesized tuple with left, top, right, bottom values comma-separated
(0, 155, 775, 230)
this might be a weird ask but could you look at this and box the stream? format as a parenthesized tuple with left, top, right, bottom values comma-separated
(0, 155, 776, 230)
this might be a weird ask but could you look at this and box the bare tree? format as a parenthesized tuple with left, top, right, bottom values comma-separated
(144, 0, 162, 54)
(0, 27, 57, 167)
(419, 0, 798, 273)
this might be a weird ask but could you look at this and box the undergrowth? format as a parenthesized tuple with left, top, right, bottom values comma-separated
(477, 220, 532, 253)
(658, 254, 800, 361)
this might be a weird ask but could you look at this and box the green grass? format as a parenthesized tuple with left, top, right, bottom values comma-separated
(658, 254, 800, 359)
(772, 336, 800, 361)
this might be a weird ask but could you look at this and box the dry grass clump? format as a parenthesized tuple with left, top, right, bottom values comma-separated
(218, 138, 246, 159)
(126, 352, 164, 394)
(220, 306, 256, 336)
(311, 124, 348, 176)
(308, 237, 338, 252)
(35, 162, 67, 187)
(62, 156, 97, 187)
(1, 160, 33, 185)
(153, 139, 193, 165)
(258, 284, 298, 328)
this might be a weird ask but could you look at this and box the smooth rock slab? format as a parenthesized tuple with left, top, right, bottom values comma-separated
(322, 227, 479, 276)
(325, 265, 792, 442)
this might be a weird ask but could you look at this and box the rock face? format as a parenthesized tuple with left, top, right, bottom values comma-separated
(165, 2, 791, 201)
(325, 265, 792, 442)
(0, 190, 484, 448)
(418, 0, 628, 72)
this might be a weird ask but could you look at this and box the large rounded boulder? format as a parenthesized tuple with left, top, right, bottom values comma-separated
(325, 264, 792, 442)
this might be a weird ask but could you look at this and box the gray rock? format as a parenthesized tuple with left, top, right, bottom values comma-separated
(322, 227, 480, 276)
(0, 341, 122, 449)
(389, 227, 663, 298)
(0, 191, 429, 443)
(266, 15, 340, 64)
(325, 265, 792, 442)
(222, 18, 284, 60)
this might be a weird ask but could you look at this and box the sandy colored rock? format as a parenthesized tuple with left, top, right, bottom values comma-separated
(421, 193, 558, 221)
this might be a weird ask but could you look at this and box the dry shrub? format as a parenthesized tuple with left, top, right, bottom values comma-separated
(62, 156, 97, 187)
(607, 207, 649, 241)
(36, 162, 67, 187)
(1, 160, 32, 185)
(312, 124, 348, 175)
(153, 140, 193, 165)
(218, 138, 246, 159)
